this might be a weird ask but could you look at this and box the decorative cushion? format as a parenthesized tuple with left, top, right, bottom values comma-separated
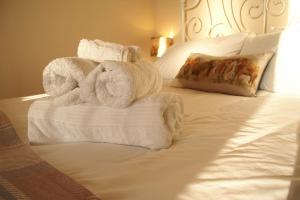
(173, 53, 273, 96)
(155, 33, 249, 80)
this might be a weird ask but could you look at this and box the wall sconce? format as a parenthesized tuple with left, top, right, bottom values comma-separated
(151, 36, 174, 57)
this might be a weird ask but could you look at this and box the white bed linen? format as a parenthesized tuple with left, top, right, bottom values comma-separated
(0, 86, 299, 200)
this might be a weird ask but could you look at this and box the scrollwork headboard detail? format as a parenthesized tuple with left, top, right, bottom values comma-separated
(183, 0, 290, 41)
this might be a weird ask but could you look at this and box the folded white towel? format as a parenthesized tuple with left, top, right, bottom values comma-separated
(80, 60, 163, 108)
(28, 93, 183, 150)
(77, 39, 141, 63)
(43, 57, 98, 105)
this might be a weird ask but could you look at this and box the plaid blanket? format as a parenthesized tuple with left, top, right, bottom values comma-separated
(0, 111, 100, 200)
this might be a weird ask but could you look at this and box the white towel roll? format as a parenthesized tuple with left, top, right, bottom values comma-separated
(51, 88, 82, 106)
(80, 60, 163, 108)
(43, 57, 98, 105)
(77, 39, 141, 63)
(28, 93, 183, 150)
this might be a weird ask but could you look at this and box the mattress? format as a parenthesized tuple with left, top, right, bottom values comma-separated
(0, 85, 299, 200)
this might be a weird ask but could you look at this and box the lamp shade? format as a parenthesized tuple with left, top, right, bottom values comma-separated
(151, 36, 174, 57)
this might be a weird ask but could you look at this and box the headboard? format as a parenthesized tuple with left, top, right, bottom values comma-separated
(183, 0, 291, 41)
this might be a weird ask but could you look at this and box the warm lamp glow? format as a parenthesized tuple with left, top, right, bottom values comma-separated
(157, 37, 168, 57)
(169, 30, 175, 39)
(151, 36, 174, 57)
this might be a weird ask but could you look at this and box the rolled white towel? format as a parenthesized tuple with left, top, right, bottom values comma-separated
(51, 88, 82, 106)
(80, 60, 163, 108)
(43, 57, 98, 105)
(77, 39, 140, 62)
(28, 93, 183, 150)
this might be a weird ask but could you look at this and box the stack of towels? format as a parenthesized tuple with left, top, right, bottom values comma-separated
(28, 39, 183, 150)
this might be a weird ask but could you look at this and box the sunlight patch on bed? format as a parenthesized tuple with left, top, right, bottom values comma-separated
(177, 96, 299, 200)
(21, 94, 49, 102)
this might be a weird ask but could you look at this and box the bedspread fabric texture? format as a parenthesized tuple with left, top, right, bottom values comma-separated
(28, 92, 183, 150)
(0, 111, 100, 200)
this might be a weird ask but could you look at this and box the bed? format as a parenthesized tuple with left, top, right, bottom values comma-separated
(1, 84, 300, 200)
(1, 1, 300, 199)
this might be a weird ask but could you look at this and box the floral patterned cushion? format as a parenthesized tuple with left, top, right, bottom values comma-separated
(174, 53, 273, 96)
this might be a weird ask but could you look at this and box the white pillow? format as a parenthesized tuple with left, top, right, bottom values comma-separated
(259, 26, 300, 94)
(240, 31, 281, 55)
(155, 33, 249, 80)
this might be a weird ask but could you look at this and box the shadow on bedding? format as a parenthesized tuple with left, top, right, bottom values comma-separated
(84, 95, 272, 199)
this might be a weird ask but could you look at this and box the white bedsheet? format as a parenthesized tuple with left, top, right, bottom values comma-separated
(0, 86, 299, 200)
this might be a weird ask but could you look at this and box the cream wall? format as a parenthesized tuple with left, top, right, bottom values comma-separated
(0, 0, 155, 99)
(153, 0, 182, 43)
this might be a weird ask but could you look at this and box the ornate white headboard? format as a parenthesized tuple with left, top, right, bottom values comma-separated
(183, 0, 290, 41)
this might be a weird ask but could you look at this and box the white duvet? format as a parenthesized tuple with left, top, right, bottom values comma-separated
(0, 85, 300, 200)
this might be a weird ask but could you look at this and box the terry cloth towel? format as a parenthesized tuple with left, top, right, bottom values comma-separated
(28, 93, 183, 150)
(80, 60, 163, 108)
(77, 39, 140, 63)
(43, 57, 98, 106)
(0, 111, 100, 200)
